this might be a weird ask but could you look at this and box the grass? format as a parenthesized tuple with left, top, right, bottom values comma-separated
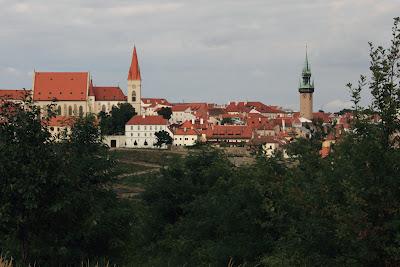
(114, 162, 155, 174)
(111, 149, 184, 165)
(120, 173, 155, 187)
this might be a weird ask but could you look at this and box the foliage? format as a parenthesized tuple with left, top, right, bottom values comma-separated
(0, 97, 134, 266)
(154, 130, 173, 147)
(157, 107, 172, 120)
(126, 17, 400, 267)
(98, 103, 136, 135)
(220, 117, 234, 125)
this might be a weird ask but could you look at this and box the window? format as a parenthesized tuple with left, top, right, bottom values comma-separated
(144, 133, 147, 137)
(144, 126, 146, 130)
(78, 106, 83, 117)
(57, 106, 61, 115)
(138, 126, 140, 130)
(68, 106, 73, 116)
(144, 140, 148, 146)
(101, 105, 106, 112)
(134, 140, 138, 146)
(150, 126, 152, 130)
(138, 133, 140, 137)
(155, 126, 157, 130)
(131, 133, 133, 136)
(131, 126, 133, 130)
(132, 91, 136, 102)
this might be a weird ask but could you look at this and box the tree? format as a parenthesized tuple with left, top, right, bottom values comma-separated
(157, 107, 172, 120)
(221, 117, 234, 125)
(0, 97, 134, 266)
(98, 103, 136, 135)
(154, 130, 173, 147)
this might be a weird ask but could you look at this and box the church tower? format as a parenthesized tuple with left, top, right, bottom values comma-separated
(128, 46, 142, 115)
(298, 48, 314, 120)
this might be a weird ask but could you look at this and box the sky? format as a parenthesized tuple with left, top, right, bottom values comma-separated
(0, 0, 399, 112)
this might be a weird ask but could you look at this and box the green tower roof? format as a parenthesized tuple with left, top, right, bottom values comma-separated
(299, 45, 314, 93)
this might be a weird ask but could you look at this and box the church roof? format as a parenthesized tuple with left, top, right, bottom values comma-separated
(33, 72, 89, 101)
(128, 46, 141, 80)
(92, 86, 127, 101)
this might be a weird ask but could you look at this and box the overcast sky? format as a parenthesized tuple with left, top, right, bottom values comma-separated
(0, 0, 399, 111)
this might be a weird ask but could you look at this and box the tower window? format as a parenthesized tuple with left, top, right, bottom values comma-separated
(132, 91, 136, 102)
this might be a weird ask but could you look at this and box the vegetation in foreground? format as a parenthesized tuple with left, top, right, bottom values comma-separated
(0, 17, 399, 267)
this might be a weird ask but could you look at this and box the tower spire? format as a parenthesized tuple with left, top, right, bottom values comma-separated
(128, 46, 141, 80)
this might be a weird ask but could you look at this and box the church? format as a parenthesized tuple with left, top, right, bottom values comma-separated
(0, 47, 142, 116)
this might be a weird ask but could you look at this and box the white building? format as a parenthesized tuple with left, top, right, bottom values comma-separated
(173, 128, 200, 147)
(125, 115, 172, 149)
(170, 106, 196, 124)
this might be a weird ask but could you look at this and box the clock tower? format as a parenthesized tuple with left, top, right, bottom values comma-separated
(298, 48, 314, 120)
(128, 46, 142, 115)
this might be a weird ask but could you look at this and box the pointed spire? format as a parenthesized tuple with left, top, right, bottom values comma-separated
(128, 46, 141, 80)
(88, 78, 95, 96)
(303, 45, 311, 74)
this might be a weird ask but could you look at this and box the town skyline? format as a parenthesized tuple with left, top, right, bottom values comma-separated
(0, 0, 399, 112)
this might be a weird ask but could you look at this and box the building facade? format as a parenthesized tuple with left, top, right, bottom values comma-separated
(125, 115, 172, 149)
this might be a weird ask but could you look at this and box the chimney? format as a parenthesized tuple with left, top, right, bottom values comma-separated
(282, 119, 285, 131)
(191, 118, 195, 124)
(200, 118, 204, 125)
(142, 114, 145, 118)
(184, 127, 187, 132)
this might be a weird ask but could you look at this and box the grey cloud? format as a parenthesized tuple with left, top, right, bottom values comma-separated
(0, 0, 399, 111)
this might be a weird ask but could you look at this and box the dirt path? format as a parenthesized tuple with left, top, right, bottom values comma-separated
(117, 159, 162, 168)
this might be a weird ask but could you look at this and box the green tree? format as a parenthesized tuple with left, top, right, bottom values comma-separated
(157, 107, 172, 120)
(98, 103, 136, 135)
(154, 130, 173, 147)
(0, 97, 134, 266)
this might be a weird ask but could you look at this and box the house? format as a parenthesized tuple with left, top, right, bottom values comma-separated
(173, 127, 201, 147)
(125, 115, 172, 149)
(207, 125, 253, 145)
(141, 98, 172, 116)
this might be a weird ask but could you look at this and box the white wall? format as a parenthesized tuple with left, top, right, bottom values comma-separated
(125, 124, 172, 149)
(173, 134, 199, 146)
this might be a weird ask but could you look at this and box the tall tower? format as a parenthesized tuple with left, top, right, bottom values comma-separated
(128, 46, 142, 115)
(298, 47, 314, 120)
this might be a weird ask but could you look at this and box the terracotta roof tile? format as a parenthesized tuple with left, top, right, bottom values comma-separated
(126, 115, 168, 125)
(0, 89, 30, 100)
(33, 72, 89, 101)
(93, 86, 127, 101)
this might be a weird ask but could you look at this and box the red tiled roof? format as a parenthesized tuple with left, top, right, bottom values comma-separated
(93, 86, 127, 101)
(0, 89, 30, 100)
(128, 47, 141, 80)
(33, 72, 89, 101)
(210, 125, 253, 139)
(320, 147, 330, 158)
(46, 116, 75, 127)
(142, 98, 172, 106)
(126, 115, 168, 125)
(174, 128, 200, 136)
(313, 112, 332, 123)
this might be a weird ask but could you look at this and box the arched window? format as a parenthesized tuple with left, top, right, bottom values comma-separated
(134, 140, 138, 146)
(78, 106, 83, 117)
(144, 140, 148, 146)
(101, 105, 106, 112)
(57, 106, 61, 115)
(63, 104, 67, 116)
(68, 106, 73, 116)
(73, 104, 77, 116)
(132, 91, 136, 102)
